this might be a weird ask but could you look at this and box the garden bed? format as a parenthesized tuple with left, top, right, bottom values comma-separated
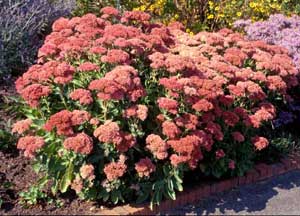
(1, 5, 300, 215)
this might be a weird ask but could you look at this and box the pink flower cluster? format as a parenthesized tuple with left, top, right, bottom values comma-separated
(63, 132, 93, 154)
(44, 110, 91, 136)
(12, 119, 32, 134)
(93, 120, 136, 152)
(69, 89, 93, 105)
(17, 136, 45, 158)
(104, 160, 127, 181)
(88, 66, 145, 101)
(135, 157, 156, 178)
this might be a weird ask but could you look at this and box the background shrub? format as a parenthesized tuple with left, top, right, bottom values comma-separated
(13, 8, 300, 208)
(0, 0, 76, 81)
(72, 0, 300, 32)
(234, 14, 300, 70)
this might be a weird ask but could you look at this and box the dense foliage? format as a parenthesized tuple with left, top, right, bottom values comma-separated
(73, 0, 300, 32)
(12, 8, 300, 207)
(0, 0, 76, 80)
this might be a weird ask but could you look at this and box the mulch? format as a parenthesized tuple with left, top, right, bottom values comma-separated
(0, 150, 105, 215)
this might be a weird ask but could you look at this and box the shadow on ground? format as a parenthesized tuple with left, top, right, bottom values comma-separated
(167, 170, 300, 215)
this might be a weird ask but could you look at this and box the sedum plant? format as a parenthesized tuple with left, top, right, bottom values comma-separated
(13, 7, 299, 207)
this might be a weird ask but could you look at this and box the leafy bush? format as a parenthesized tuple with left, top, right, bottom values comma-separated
(72, 0, 300, 32)
(0, 0, 76, 80)
(13, 8, 300, 207)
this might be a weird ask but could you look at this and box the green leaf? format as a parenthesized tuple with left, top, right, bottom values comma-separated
(136, 192, 149, 204)
(173, 177, 183, 192)
(51, 180, 59, 195)
(37, 176, 48, 187)
(111, 191, 119, 204)
(59, 162, 74, 193)
(174, 172, 183, 184)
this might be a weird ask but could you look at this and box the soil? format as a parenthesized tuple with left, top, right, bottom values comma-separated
(0, 151, 106, 215)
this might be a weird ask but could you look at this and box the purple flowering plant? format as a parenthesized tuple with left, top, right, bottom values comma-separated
(234, 14, 300, 70)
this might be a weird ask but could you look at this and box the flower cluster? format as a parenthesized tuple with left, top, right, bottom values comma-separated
(44, 110, 90, 136)
(14, 7, 300, 207)
(17, 136, 45, 158)
(12, 119, 32, 134)
(63, 132, 93, 154)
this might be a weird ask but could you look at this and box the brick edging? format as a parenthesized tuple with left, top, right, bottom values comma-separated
(99, 152, 300, 215)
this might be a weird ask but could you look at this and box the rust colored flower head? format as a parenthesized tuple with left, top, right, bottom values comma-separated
(93, 120, 122, 145)
(71, 110, 91, 125)
(104, 161, 127, 181)
(136, 105, 148, 121)
(78, 62, 100, 72)
(12, 119, 32, 134)
(20, 84, 52, 107)
(100, 6, 119, 17)
(222, 111, 240, 127)
(215, 149, 225, 160)
(192, 99, 214, 112)
(17, 136, 45, 158)
(162, 121, 181, 139)
(135, 158, 156, 178)
(157, 97, 178, 114)
(251, 136, 269, 151)
(70, 89, 93, 105)
(116, 132, 136, 152)
(44, 110, 74, 136)
(63, 132, 93, 154)
(101, 49, 130, 64)
(168, 135, 203, 169)
(89, 117, 100, 126)
(228, 160, 236, 170)
(231, 131, 245, 143)
(80, 164, 95, 181)
(146, 134, 168, 160)
(71, 176, 83, 194)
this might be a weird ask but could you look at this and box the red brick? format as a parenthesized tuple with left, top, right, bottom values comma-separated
(280, 158, 293, 171)
(113, 206, 130, 215)
(289, 154, 300, 168)
(122, 204, 143, 215)
(255, 163, 272, 180)
(186, 188, 198, 203)
(179, 192, 189, 206)
(98, 209, 119, 215)
(288, 158, 298, 169)
(245, 169, 260, 184)
(231, 177, 239, 188)
(238, 176, 247, 186)
(202, 185, 211, 198)
(194, 185, 203, 201)
(216, 179, 232, 192)
(175, 194, 184, 206)
(272, 163, 286, 175)
(210, 183, 217, 194)
(135, 206, 152, 215)
(157, 201, 166, 213)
